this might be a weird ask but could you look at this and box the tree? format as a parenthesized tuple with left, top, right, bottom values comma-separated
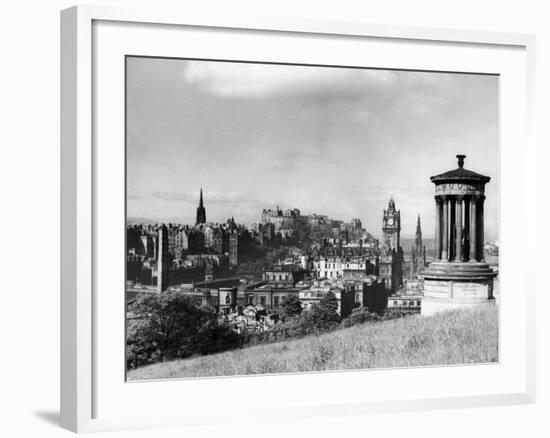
(318, 291, 341, 325)
(236, 259, 266, 279)
(265, 247, 290, 265)
(282, 294, 302, 318)
(290, 221, 314, 252)
(296, 291, 340, 332)
(192, 320, 243, 355)
(198, 302, 217, 315)
(127, 291, 215, 365)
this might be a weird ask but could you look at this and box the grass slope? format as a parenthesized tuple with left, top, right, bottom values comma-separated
(127, 306, 498, 380)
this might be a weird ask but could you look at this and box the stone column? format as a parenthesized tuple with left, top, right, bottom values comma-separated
(435, 196, 442, 260)
(470, 196, 478, 262)
(464, 198, 470, 261)
(479, 195, 485, 262)
(449, 197, 455, 261)
(455, 196, 463, 262)
(441, 196, 449, 261)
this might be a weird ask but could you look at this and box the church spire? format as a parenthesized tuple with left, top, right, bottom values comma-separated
(414, 213, 423, 250)
(196, 188, 206, 225)
(411, 213, 426, 275)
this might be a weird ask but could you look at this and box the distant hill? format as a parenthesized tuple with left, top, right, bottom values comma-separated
(127, 306, 497, 380)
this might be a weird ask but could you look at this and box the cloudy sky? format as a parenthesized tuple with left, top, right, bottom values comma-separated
(126, 57, 499, 241)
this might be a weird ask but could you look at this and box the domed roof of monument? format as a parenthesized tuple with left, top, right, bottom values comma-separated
(430, 155, 490, 184)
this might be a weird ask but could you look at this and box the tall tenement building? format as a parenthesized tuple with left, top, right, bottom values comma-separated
(195, 188, 206, 225)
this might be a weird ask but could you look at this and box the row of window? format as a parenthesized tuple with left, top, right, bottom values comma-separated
(319, 263, 365, 269)
(223, 295, 294, 308)
(392, 300, 421, 306)
(266, 274, 291, 281)
(245, 295, 286, 306)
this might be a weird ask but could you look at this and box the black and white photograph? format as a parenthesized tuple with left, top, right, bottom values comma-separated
(125, 56, 499, 380)
(4, 0, 548, 436)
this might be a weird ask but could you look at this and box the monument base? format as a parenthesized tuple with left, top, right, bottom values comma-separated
(421, 261, 497, 317)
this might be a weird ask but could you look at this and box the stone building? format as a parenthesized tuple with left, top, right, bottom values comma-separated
(262, 264, 305, 286)
(387, 294, 422, 313)
(315, 256, 344, 280)
(166, 225, 189, 259)
(127, 225, 157, 259)
(261, 206, 300, 233)
(219, 287, 238, 314)
(362, 277, 388, 312)
(342, 261, 379, 304)
(165, 284, 220, 309)
(244, 265, 307, 311)
(246, 284, 300, 311)
(298, 280, 356, 318)
(421, 155, 497, 316)
(213, 230, 223, 254)
(187, 228, 206, 254)
(139, 233, 156, 258)
(379, 197, 404, 292)
(204, 225, 214, 249)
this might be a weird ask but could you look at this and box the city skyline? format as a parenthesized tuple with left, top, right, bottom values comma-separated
(129, 190, 446, 241)
(127, 57, 499, 241)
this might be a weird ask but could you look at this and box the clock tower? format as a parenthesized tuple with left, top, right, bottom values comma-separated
(379, 197, 404, 292)
(382, 197, 401, 251)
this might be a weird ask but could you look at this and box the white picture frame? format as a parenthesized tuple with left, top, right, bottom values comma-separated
(60, 5, 536, 433)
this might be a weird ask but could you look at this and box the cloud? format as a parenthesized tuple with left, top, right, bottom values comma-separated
(355, 110, 372, 122)
(127, 58, 497, 235)
(182, 61, 398, 98)
(397, 93, 449, 116)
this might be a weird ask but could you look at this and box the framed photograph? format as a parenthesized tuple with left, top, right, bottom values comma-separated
(61, 5, 536, 433)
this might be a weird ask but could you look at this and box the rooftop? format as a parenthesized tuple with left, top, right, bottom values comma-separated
(264, 264, 299, 272)
(430, 155, 490, 185)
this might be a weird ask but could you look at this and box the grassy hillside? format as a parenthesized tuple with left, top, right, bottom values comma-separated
(127, 306, 498, 380)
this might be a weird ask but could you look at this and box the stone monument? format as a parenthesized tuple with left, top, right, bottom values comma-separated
(421, 155, 497, 316)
